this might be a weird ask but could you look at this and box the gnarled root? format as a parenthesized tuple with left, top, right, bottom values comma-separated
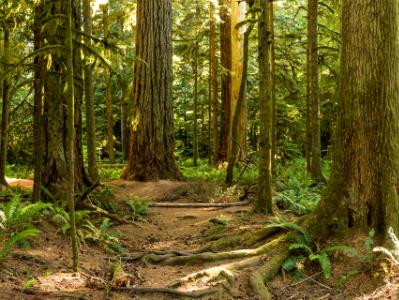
(249, 244, 289, 300)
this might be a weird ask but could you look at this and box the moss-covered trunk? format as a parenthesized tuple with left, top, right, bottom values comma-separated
(310, 0, 399, 238)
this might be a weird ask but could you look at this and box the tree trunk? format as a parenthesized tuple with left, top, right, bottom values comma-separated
(254, 0, 273, 214)
(101, 4, 114, 164)
(0, 7, 10, 187)
(73, 0, 92, 190)
(218, 0, 232, 162)
(41, 0, 89, 201)
(225, 12, 254, 185)
(122, 0, 181, 181)
(309, 0, 399, 239)
(209, 1, 218, 165)
(33, 3, 45, 201)
(64, 0, 79, 271)
(229, 0, 246, 161)
(270, 0, 277, 176)
(307, 0, 322, 181)
(193, 42, 199, 167)
(83, 0, 99, 182)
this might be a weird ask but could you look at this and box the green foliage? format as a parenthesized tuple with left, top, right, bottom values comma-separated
(51, 207, 92, 243)
(275, 159, 325, 215)
(0, 228, 40, 262)
(83, 218, 124, 254)
(363, 228, 376, 264)
(128, 196, 151, 221)
(22, 278, 36, 289)
(0, 195, 49, 230)
(98, 167, 123, 182)
(269, 220, 359, 279)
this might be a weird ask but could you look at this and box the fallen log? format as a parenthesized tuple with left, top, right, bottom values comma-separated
(150, 199, 250, 208)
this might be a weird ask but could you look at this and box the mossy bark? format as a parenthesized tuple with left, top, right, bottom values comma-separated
(308, 0, 399, 239)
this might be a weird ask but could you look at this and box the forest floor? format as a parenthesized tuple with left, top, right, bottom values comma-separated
(0, 178, 396, 299)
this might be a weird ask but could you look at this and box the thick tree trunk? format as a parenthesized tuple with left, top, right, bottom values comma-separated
(83, 0, 99, 182)
(218, 0, 232, 162)
(254, 0, 273, 214)
(307, 0, 322, 181)
(122, 0, 181, 181)
(310, 0, 399, 238)
(209, 1, 218, 165)
(225, 14, 253, 185)
(230, 0, 246, 161)
(0, 11, 10, 186)
(101, 4, 114, 163)
(41, 0, 89, 201)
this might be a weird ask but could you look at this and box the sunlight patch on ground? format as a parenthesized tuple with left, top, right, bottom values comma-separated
(36, 272, 85, 292)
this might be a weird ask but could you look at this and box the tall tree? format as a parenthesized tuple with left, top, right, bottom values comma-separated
(32, 2, 45, 201)
(209, 0, 218, 165)
(40, 0, 90, 201)
(83, 0, 98, 182)
(225, 3, 254, 185)
(0, 0, 10, 187)
(65, 0, 79, 271)
(122, 0, 181, 181)
(254, 0, 273, 214)
(308, 0, 399, 238)
(230, 0, 246, 161)
(101, 4, 115, 163)
(218, 0, 232, 162)
(307, 0, 322, 181)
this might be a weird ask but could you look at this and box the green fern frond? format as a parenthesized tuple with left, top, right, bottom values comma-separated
(289, 242, 313, 254)
(318, 252, 331, 279)
(266, 220, 311, 244)
(324, 245, 360, 257)
(0, 228, 40, 262)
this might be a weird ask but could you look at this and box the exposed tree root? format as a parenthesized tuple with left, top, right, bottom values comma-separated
(249, 244, 289, 300)
(144, 235, 285, 265)
(115, 287, 221, 298)
(170, 254, 267, 289)
(150, 199, 250, 208)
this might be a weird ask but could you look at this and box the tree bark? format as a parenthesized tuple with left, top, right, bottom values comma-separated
(122, 0, 181, 181)
(0, 5, 10, 187)
(270, 0, 277, 176)
(225, 10, 253, 185)
(83, 0, 99, 182)
(101, 4, 115, 164)
(64, 0, 79, 271)
(254, 0, 273, 214)
(307, 0, 323, 181)
(230, 0, 246, 161)
(218, 0, 232, 162)
(309, 0, 399, 238)
(33, 3, 45, 201)
(209, 1, 218, 165)
(193, 41, 199, 167)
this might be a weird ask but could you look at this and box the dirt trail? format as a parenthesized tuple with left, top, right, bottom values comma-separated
(0, 179, 388, 299)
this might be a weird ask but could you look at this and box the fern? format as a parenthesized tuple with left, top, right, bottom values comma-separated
(0, 228, 40, 262)
(266, 220, 311, 245)
(0, 196, 50, 230)
(310, 252, 331, 279)
(324, 245, 360, 257)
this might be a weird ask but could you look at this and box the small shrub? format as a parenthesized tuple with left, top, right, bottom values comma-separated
(83, 218, 124, 254)
(267, 220, 359, 279)
(128, 196, 151, 221)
